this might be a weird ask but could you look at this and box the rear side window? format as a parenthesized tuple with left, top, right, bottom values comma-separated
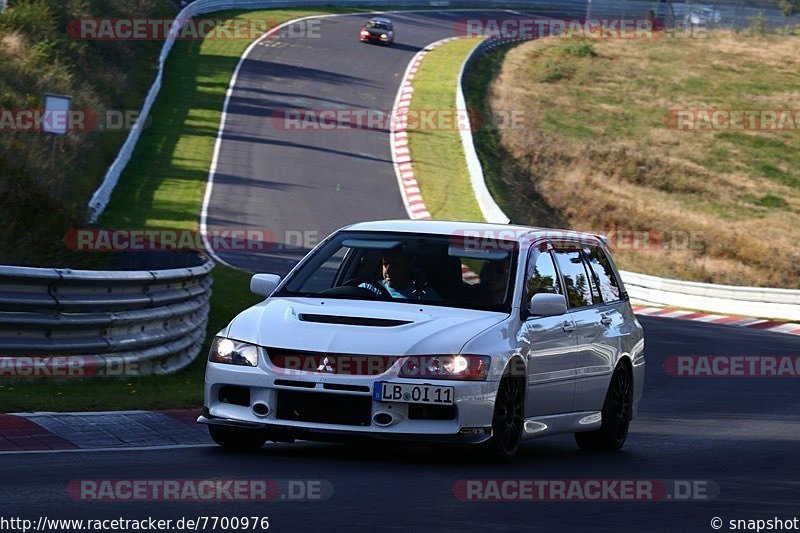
(526, 247, 562, 297)
(553, 250, 593, 308)
(584, 247, 621, 303)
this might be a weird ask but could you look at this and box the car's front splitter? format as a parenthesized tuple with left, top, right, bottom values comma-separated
(197, 412, 493, 445)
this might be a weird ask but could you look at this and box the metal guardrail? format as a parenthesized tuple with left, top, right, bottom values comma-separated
(458, 35, 800, 321)
(0, 259, 214, 375)
(619, 271, 800, 321)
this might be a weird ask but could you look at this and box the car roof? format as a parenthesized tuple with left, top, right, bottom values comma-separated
(368, 17, 392, 23)
(342, 220, 606, 246)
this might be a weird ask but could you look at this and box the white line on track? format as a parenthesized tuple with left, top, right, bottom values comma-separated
(200, 13, 342, 268)
(0, 444, 214, 456)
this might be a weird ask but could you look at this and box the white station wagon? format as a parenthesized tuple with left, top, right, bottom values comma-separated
(199, 220, 645, 459)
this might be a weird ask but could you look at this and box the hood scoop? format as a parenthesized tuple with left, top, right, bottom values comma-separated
(298, 313, 411, 327)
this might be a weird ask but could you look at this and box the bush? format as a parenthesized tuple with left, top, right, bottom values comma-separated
(535, 60, 578, 83)
(0, 0, 170, 267)
(748, 11, 769, 36)
(561, 40, 597, 57)
(1, 1, 56, 41)
(757, 194, 788, 208)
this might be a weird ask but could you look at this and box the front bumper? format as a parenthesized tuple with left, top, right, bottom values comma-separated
(202, 358, 498, 444)
(360, 35, 391, 44)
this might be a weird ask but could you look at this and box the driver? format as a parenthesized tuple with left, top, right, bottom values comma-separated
(361, 248, 439, 300)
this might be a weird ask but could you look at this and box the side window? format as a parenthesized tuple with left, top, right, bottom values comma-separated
(526, 246, 562, 297)
(553, 250, 593, 309)
(584, 247, 621, 303)
(581, 251, 603, 305)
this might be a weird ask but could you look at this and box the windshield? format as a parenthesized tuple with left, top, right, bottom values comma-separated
(366, 21, 391, 30)
(276, 231, 517, 312)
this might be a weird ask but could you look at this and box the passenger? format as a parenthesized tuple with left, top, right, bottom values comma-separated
(480, 261, 510, 305)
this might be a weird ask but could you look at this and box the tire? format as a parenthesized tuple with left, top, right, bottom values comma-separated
(208, 424, 267, 451)
(575, 364, 632, 451)
(482, 373, 525, 460)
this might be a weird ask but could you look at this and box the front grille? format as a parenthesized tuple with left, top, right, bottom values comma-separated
(323, 383, 371, 393)
(268, 348, 396, 375)
(276, 390, 372, 426)
(274, 379, 315, 388)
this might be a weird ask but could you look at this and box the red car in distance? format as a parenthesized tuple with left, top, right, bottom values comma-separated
(360, 18, 395, 45)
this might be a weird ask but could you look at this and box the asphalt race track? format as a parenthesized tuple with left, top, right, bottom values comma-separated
(3, 10, 798, 533)
(204, 10, 531, 273)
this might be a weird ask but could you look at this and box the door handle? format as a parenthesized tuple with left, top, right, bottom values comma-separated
(562, 321, 575, 333)
(600, 317, 612, 326)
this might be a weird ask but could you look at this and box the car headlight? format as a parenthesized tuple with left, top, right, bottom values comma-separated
(399, 355, 490, 380)
(209, 337, 259, 367)
(380, 33, 388, 39)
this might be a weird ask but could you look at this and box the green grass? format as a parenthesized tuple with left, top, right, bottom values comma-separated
(0, 8, 366, 412)
(406, 37, 570, 229)
(741, 193, 789, 209)
(460, 45, 517, 220)
(406, 38, 484, 222)
(518, 35, 800, 186)
(101, 9, 347, 231)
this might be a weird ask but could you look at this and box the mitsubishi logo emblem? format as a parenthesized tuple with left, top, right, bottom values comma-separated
(317, 356, 335, 373)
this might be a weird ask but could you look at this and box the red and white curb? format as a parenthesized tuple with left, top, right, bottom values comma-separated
(390, 37, 481, 285)
(632, 305, 800, 336)
(0, 409, 206, 453)
(390, 37, 464, 222)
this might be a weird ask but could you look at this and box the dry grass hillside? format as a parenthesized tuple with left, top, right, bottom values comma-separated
(483, 31, 800, 287)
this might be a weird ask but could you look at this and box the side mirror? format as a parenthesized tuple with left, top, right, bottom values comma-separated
(528, 293, 567, 318)
(250, 274, 281, 297)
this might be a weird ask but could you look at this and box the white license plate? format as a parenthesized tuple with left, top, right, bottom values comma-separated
(374, 382, 454, 405)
